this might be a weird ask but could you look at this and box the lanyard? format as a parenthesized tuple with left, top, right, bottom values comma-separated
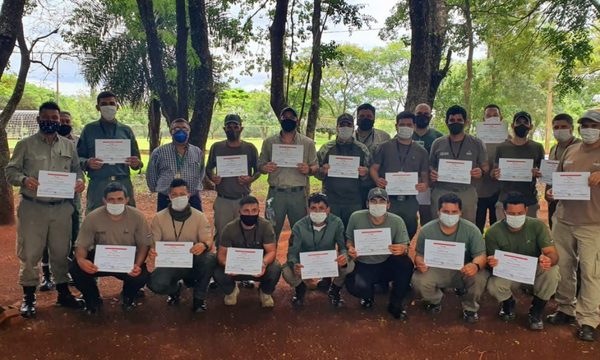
(239, 220, 258, 247)
(395, 141, 413, 171)
(448, 137, 465, 159)
(174, 145, 188, 172)
(356, 129, 374, 146)
(171, 218, 187, 242)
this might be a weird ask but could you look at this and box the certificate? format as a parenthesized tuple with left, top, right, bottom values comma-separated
(225, 247, 264, 275)
(36, 170, 76, 199)
(299, 250, 339, 279)
(476, 122, 508, 144)
(155, 241, 193, 268)
(540, 160, 559, 184)
(423, 239, 465, 271)
(552, 172, 591, 200)
(437, 159, 472, 184)
(328, 155, 360, 178)
(272, 144, 303, 168)
(417, 188, 432, 205)
(493, 250, 537, 285)
(216, 155, 248, 178)
(386, 172, 418, 195)
(498, 158, 534, 182)
(95, 139, 131, 164)
(353, 228, 392, 256)
(94, 245, 136, 273)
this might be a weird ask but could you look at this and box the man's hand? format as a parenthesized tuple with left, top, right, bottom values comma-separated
(148, 248, 157, 260)
(375, 177, 387, 188)
(77, 258, 98, 275)
(294, 263, 303, 277)
(87, 158, 104, 170)
(589, 171, 600, 186)
(358, 166, 368, 177)
(487, 255, 498, 268)
(347, 245, 357, 259)
(461, 263, 479, 277)
(238, 176, 253, 185)
(321, 164, 330, 175)
(416, 183, 428, 192)
(539, 254, 552, 271)
(470, 167, 483, 179)
(126, 156, 141, 169)
(255, 265, 266, 278)
(491, 168, 501, 180)
(532, 168, 542, 178)
(190, 243, 207, 255)
(212, 175, 222, 185)
(262, 162, 278, 173)
(416, 261, 428, 273)
(389, 244, 407, 256)
(23, 177, 39, 191)
(129, 264, 142, 277)
(336, 254, 347, 267)
(297, 162, 310, 175)
(430, 169, 439, 182)
(74, 179, 85, 193)
(546, 188, 554, 201)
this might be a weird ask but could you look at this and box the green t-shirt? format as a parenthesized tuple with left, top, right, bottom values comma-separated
(485, 217, 553, 257)
(495, 140, 545, 205)
(416, 218, 485, 263)
(412, 127, 443, 153)
(287, 213, 346, 266)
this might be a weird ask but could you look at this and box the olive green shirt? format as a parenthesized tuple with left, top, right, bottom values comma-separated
(354, 128, 391, 154)
(287, 213, 347, 267)
(430, 134, 488, 191)
(416, 219, 485, 263)
(485, 217, 553, 258)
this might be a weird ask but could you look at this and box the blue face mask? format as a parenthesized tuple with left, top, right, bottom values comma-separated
(172, 129, 188, 143)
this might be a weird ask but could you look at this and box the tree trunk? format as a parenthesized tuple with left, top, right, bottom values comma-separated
(405, 0, 450, 111)
(269, 0, 290, 118)
(462, 0, 474, 118)
(306, 0, 323, 140)
(188, 0, 215, 152)
(0, 128, 14, 224)
(175, 0, 189, 119)
(0, 0, 26, 80)
(147, 98, 162, 153)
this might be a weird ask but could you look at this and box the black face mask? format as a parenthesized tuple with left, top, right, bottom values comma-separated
(357, 118, 374, 131)
(514, 124, 530, 138)
(39, 120, 60, 134)
(447, 122, 464, 135)
(240, 214, 258, 226)
(58, 125, 72, 136)
(225, 130, 240, 141)
(280, 119, 297, 132)
(415, 115, 431, 129)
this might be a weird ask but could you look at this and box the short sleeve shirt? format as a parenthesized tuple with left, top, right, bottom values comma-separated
(219, 217, 276, 249)
(416, 219, 485, 263)
(485, 217, 553, 257)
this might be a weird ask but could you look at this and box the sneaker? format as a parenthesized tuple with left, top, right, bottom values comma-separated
(167, 282, 182, 306)
(547, 311, 576, 325)
(425, 302, 442, 314)
(327, 285, 344, 307)
(454, 287, 467, 296)
(224, 285, 240, 306)
(528, 312, 544, 330)
(39, 277, 54, 292)
(20, 294, 36, 318)
(192, 299, 208, 313)
(121, 297, 136, 312)
(577, 325, 596, 342)
(240, 280, 255, 289)
(360, 298, 374, 309)
(463, 310, 479, 324)
(317, 278, 332, 291)
(291, 282, 307, 307)
(499, 298, 516, 322)
(387, 303, 408, 320)
(208, 279, 218, 290)
(259, 290, 274, 308)
(56, 293, 85, 309)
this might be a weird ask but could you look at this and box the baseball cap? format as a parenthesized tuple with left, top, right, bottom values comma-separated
(224, 114, 241, 126)
(336, 113, 354, 125)
(280, 107, 298, 119)
(578, 109, 600, 124)
(367, 188, 389, 202)
(513, 111, 532, 124)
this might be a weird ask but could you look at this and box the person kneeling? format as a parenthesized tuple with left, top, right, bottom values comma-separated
(147, 179, 217, 313)
(213, 196, 281, 307)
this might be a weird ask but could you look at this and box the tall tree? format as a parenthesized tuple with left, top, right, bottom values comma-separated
(0, 0, 26, 80)
(269, 0, 290, 118)
(306, 0, 323, 139)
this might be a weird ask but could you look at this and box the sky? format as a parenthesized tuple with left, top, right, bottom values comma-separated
(6, 0, 398, 96)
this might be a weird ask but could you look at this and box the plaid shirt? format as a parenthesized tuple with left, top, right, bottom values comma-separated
(146, 143, 205, 195)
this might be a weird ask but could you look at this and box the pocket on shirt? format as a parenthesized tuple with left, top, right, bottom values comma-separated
(59, 152, 73, 172)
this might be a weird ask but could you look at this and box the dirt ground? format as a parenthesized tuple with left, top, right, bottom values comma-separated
(0, 188, 597, 359)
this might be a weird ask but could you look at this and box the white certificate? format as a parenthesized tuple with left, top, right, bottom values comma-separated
(272, 144, 303, 168)
(540, 160, 559, 184)
(476, 122, 508, 144)
(155, 242, 193, 268)
(437, 159, 472, 185)
(552, 172, 591, 200)
(328, 155, 360, 178)
(225, 247, 264, 275)
(299, 250, 339, 279)
(36, 170, 76, 199)
(386, 172, 418, 195)
(353, 228, 392, 256)
(94, 244, 136, 273)
(498, 158, 534, 182)
(216, 155, 248, 178)
(417, 188, 432, 205)
(424, 239, 465, 271)
(95, 139, 131, 164)
(493, 250, 537, 285)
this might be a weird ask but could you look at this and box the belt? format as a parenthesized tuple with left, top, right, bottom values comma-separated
(269, 186, 304, 193)
(217, 193, 244, 200)
(21, 194, 68, 206)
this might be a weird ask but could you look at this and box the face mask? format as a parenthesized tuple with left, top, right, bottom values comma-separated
(337, 126, 354, 140)
(415, 115, 430, 129)
(358, 119, 374, 131)
(100, 105, 117, 121)
(106, 203, 125, 216)
(280, 119, 297, 132)
(396, 126, 414, 140)
(553, 129, 572, 142)
(225, 130, 240, 141)
(439, 213, 460, 227)
(58, 124, 72, 136)
(240, 214, 259, 226)
(170, 196, 189, 211)
(38, 120, 60, 134)
(309, 211, 327, 224)
(505, 214, 526, 229)
(514, 124, 530, 138)
(485, 116, 501, 123)
(368, 203, 387, 217)
(447, 122, 464, 135)
(580, 128, 600, 144)
(172, 129, 188, 144)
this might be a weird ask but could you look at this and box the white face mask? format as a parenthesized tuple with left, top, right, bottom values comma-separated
(171, 196, 189, 211)
(580, 128, 600, 144)
(309, 211, 327, 224)
(368, 203, 387, 218)
(485, 116, 501, 123)
(505, 214, 526, 229)
(337, 126, 354, 140)
(100, 105, 118, 121)
(439, 213, 460, 227)
(396, 126, 414, 140)
(553, 129, 572, 142)
(106, 203, 125, 216)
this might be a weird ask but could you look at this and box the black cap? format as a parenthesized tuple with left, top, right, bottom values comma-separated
(224, 114, 241, 126)
(280, 107, 298, 119)
(336, 113, 354, 125)
(513, 111, 532, 124)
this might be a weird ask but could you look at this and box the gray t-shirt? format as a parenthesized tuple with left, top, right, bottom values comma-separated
(206, 140, 259, 199)
(416, 218, 485, 263)
(373, 139, 430, 183)
(430, 134, 488, 191)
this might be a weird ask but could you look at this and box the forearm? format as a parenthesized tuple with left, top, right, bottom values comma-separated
(135, 246, 150, 266)
(263, 249, 276, 265)
(75, 246, 88, 262)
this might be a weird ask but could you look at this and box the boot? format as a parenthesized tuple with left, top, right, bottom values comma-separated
(328, 284, 345, 307)
(39, 264, 54, 292)
(528, 296, 547, 330)
(56, 283, 85, 309)
(499, 296, 516, 321)
(20, 286, 36, 318)
(291, 282, 307, 307)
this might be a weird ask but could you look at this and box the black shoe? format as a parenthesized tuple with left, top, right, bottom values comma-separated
(121, 297, 136, 312)
(208, 279, 218, 290)
(240, 280, 255, 289)
(167, 283, 182, 306)
(192, 299, 207, 313)
(360, 298, 374, 309)
(84, 297, 102, 315)
(317, 278, 332, 291)
(56, 293, 85, 309)
(291, 282, 307, 307)
(577, 325, 596, 342)
(528, 312, 544, 330)
(387, 303, 408, 320)
(499, 297, 516, 322)
(546, 311, 576, 325)
(454, 287, 467, 296)
(39, 276, 54, 292)
(425, 303, 442, 314)
(463, 310, 479, 323)
(327, 285, 344, 307)
(135, 288, 146, 299)
(20, 294, 36, 318)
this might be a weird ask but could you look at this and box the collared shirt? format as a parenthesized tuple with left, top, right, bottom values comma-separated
(5, 132, 83, 202)
(430, 134, 488, 191)
(258, 131, 317, 188)
(416, 219, 485, 263)
(77, 119, 142, 179)
(354, 128, 391, 153)
(485, 217, 553, 258)
(287, 213, 347, 266)
(151, 207, 212, 244)
(146, 142, 205, 195)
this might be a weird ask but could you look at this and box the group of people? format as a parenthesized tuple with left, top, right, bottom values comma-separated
(5, 91, 600, 343)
